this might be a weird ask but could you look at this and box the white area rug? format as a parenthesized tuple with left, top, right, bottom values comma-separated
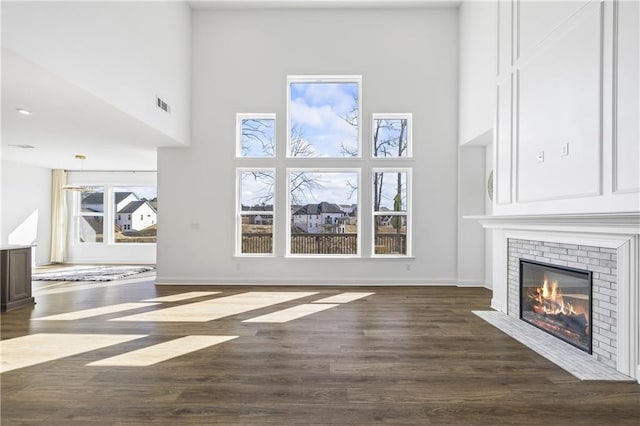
(32, 265, 155, 282)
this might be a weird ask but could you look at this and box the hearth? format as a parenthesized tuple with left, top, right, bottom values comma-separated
(520, 259, 592, 353)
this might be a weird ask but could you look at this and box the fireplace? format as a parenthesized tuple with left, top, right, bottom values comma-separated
(520, 259, 592, 353)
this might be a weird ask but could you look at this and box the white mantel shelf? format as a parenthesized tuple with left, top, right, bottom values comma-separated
(465, 212, 640, 235)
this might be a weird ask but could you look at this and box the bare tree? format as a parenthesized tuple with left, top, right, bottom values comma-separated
(339, 93, 360, 157)
(241, 119, 275, 157)
(242, 172, 275, 207)
(372, 119, 407, 231)
(289, 172, 324, 205)
(290, 124, 314, 157)
(373, 119, 408, 158)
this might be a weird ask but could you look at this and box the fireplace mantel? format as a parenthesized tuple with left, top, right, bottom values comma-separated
(468, 212, 640, 382)
(466, 212, 640, 235)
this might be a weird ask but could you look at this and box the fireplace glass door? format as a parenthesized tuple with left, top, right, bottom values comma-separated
(520, 259, 592, 353)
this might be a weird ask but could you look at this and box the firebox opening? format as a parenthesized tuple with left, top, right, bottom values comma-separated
(520, 259, 592, 354)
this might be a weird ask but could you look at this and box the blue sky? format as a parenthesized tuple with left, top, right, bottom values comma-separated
(116, 186, 157, 201)
(289, 82, 359, 157)
(241, 172, 275, 208)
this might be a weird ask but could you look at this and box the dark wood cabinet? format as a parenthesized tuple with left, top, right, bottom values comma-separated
(1, 245, 35, 312)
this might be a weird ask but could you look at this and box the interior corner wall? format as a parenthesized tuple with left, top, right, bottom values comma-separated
(458, 0, 497, 145)
(1, 1, 191, 146)
(0, 159, 52, 266)
(157, 8, 459, 285)
(457, 146, 487, 286)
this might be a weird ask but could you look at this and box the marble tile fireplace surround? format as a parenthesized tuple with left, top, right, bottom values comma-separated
(474, 213, 640, 383)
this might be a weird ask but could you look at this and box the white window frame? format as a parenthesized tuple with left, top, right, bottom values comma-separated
(286, 168, 361, 257)
(286, 75, 363, 159)
(236, 168, 276, 257)
(371, 113, 413, 158)
(75, 186, 105, 244)
(371, 168, 412, 257)
(236, 113, 277, 158)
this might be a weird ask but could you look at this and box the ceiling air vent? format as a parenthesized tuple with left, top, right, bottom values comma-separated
(8, 144, 36, 149)
(156, 96, 171, 114)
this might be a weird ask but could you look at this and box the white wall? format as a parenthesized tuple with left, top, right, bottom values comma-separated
(0, 159, 52, 266)
(494, 0, 640, 215)
(158, 8, 459, 285)
(2, 1, 191, 146)
(458, 0, 497, 145)
(66, 171, 157, 264)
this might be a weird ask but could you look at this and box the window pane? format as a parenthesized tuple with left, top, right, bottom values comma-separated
(374, 215, 407, 255)
(373, 172, 407, 212)
(79, 216, 104, 243)
(373, 117, 409, 157)
(289, 81, 359, 157)
(113, 186, 157, 244)
(289, 171, 358, 255)
(240, 117, 275, 157)
(239, 171, 275, 255)
(241, 214, 273, 254)
(80, 187, 104, 212)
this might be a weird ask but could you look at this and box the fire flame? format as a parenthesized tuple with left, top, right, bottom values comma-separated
(529, 278, 577, 316)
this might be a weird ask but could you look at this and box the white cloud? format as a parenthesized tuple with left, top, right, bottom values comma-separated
(290, 98, 358, 156)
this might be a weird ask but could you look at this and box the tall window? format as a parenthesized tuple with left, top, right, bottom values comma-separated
(372, 169, 411, 256)
(287, 170, 359, 256)
(77, 187, 104, 243)
(236, 169, 275, 256)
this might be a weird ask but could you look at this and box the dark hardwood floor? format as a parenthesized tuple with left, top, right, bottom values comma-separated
(1, 277, 639, 425)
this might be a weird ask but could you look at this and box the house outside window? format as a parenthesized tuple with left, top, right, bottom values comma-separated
(77, 187, 104, 243)
(113, 186, 157, 244)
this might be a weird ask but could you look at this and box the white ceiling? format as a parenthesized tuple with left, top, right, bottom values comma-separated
(1, 0, 461, 172)
(1, 49, 179, 171)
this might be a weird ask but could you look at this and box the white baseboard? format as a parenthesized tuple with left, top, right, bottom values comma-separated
(456, 279, 488, 288)
(155, 276, 459, 286)
(490, 297, 506, 313)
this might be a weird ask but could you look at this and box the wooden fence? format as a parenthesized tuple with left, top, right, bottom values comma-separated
(242, 233, 406, 255)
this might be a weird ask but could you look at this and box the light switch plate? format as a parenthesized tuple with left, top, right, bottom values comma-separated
(537, 151, 544, 163)
(561, 143, 569, 156)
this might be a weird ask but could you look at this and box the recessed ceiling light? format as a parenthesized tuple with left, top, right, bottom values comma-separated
(16, 108, 32, 115)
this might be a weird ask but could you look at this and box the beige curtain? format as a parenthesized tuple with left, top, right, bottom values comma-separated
(50, 169, 67, 263)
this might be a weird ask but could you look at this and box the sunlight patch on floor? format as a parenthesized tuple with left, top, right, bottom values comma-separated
(87, 335, 237, 367)
(32, 303, 159, 321)
(243, 303, 339, 323)
(0, 333, 146, 373)
(111, 292, 318, 322)
(312, 292, 375, 304)
(142, 291, 220, 302)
